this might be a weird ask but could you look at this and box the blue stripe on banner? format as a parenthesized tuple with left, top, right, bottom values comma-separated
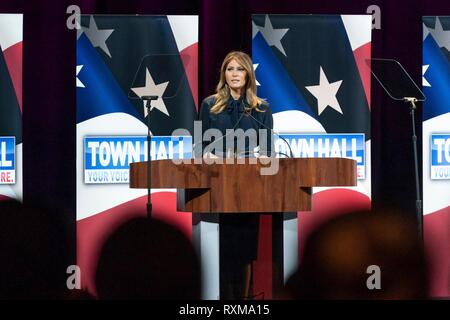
(77, 34, 142, 124)
(423, 34, 450, 121)
(252, 33, 315, 117)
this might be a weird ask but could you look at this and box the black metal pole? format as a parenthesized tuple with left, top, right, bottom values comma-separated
(146, 99, 152, 219)
(406, 98, 422, 240)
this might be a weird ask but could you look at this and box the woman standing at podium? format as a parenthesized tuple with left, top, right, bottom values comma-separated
(199, 51, 273, 299)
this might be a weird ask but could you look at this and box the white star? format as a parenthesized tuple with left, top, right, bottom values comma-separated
(423, 22, 430, 41)
(423, 65, 431, 87)
(428, 17, 450, 51)
(257, 15, 289, 56)
(131, 68, 170, 117)
(306, 67, 343, 116)
(253, 63, 260, 86)
(252, 21, 259, 39)
(82, 16, 114, 58)
(77, 27, 83, 40)
(76, 65, 85, 88)
(74, 14, 83, 40)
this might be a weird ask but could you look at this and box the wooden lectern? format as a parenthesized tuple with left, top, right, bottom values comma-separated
(129, 157, 357, 212)
(129, 157, 357, 299)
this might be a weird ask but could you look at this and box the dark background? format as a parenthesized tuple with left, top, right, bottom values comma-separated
(1, 0, 449, 264)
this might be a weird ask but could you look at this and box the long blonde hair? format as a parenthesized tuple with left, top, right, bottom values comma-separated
(210, 51, 265, 114)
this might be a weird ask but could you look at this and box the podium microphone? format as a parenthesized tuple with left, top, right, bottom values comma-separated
(244, 111, 294, 158)
(201, 107, 247, 158)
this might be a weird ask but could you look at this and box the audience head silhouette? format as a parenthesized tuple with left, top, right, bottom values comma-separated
(95, 217, 200, 299)
(0, 199, 69, 299)
(284, 208, 428, 299)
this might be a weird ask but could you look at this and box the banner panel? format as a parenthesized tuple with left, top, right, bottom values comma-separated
(422, 16, 450, 297)
(252, 14, 372, 298)
(0, 14, 22, 201)
(76, 15, 198, 294)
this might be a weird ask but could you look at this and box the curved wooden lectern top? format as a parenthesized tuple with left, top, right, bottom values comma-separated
(129, 158, 357, 213)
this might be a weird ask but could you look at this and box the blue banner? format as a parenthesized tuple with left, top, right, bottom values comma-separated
(0, 136, 15, 184)
(277, 133, 366, 179)
(430, 134, 450, 180)
(84, 135, 192, 184)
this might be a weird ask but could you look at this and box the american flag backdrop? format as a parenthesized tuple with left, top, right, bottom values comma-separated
(422, 16, 450, 298)
(0, 14, 22, 201)
(76, 15, 198, 295)
(252, 15, 372, 297)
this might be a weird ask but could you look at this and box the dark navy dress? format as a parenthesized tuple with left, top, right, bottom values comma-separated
(199, 95, 273, 158)
(199, 95, 273, 298)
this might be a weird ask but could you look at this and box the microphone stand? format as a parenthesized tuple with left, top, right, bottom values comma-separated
(142, 95, 158, 219)
(404, 97, 423, 240)
(245, 111, 294, 158)
(367, 58, 426, 242)
(203, 108, 247, 158)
